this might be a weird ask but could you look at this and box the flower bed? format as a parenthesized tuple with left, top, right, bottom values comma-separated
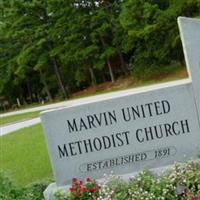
(55, 160, 200, 200)
(0, 160, 200, 200)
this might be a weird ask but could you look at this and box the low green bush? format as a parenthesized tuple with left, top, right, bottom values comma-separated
(0, 172, 47, 200)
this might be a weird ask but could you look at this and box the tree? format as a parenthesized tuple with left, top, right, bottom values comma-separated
(1, 0, 200, 106)
(120, 0, 200, 78)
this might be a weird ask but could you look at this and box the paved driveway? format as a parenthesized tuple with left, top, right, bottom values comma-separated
(0, 117, 41, 136)
(1, 80, 188, 136)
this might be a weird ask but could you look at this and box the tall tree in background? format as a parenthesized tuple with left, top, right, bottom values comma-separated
(0, 0, 69, 101)
(89, 0, 129, 82)
(0, 0, 200, 108)
(120, 0, 200, 78)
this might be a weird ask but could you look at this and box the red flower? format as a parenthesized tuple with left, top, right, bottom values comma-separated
(77, 181, 83, 188)
(88, 187, 96, 193)
(69, 187, 75, 192)
(81, 187, 87, 191)
(77, 190, 81, 197)
(71, 178, 77, 182)
(79, 180, 83, 185)
(86, 177, 92, 182)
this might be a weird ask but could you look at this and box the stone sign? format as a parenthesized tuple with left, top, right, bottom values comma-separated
(41, 17, 200, 188)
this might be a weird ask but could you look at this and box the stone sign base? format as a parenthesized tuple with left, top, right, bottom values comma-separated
(44, 183, 69, 200)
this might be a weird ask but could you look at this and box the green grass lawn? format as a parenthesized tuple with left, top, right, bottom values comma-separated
(0, 111, 41, 126)
(0, 124, 53, 186)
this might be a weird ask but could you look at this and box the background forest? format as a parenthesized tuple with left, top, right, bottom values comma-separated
(0, 0, 200, 109)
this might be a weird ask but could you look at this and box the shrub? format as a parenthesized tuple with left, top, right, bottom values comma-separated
(55, 177, 100, 200)
(0, 172, 47, 200)
(55, 160, 200, 200)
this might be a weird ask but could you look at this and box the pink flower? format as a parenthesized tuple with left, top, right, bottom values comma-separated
(191, 197, 200, 200)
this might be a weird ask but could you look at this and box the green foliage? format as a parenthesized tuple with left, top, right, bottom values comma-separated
(120, 0, 200, 79)
(0, 172, 46, 200)
(0, 0, 200, 105)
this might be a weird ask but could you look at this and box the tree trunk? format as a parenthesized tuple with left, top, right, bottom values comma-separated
(89, 67, 97, 86)
(101, 71, 107, 82)
(39, 69, 53, 101)
(102, 1, 128, 77)
(47, 42, 69, 99)
(100, 36, 115, 82)
(107, 59, 115, 83)
(118, 50, 129, 75)
(26, 81, 33, 103)
(51, 56, 69, 99)
(91, 0, 115, 82)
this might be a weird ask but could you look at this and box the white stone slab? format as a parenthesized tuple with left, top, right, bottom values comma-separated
(40, 17, 200, 191)
(41, 79, 200, 186)
(178, 17, 200, 118)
